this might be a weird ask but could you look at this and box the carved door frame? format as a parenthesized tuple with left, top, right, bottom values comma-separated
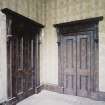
(2, 8, 44, 104)
(54, 17, 103, 99)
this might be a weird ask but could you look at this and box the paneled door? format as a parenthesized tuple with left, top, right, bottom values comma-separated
(7, 35, 36, 101)
(62, 31, 94, 97)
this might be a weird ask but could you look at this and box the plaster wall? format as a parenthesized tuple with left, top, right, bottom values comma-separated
(0, 0, 45, 24)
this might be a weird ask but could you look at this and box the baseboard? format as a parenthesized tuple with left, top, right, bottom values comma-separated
(1, 84, 105, 104)
(35, 84, 64, 94)
(0, 97, 17, 105)
(43, 84, 63, 94)
(36, 85, 44, 93)
(0, 86, 43, 105)
(43, 84, 105, 101)
(97, 91, 105, 101)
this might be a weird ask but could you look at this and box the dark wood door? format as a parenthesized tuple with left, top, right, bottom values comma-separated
(7, 35, 36, 100)
(62, 31, 94, 97)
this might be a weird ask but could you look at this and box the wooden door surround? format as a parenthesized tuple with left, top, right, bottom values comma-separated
(54, 17, 103, 99)
(2, 8, 44, 104)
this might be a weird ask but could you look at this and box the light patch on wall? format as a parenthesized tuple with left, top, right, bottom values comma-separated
(40, 27, 58, 85)
(0, 12, 7, 102)
(40, 29, 45, 84)
(99, 32, 105, 92)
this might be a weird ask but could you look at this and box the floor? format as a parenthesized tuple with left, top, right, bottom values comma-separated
(17, 90, 105, 105)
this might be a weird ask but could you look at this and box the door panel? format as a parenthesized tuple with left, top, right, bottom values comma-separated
(16, 37, 24, 96)
(12, 37, 18, 97)
(63, 36, 76, 95)
(23, 37, 33, 92)
(77, 32, 91, 97)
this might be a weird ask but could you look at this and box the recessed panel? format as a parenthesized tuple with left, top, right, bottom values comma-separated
(80, 75, 88, 90)
(80, 38, 88, 69)
(66, 39, 74, 68)
(66, 74, 74, 89)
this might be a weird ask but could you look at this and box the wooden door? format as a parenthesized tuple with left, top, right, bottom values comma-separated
(76, 31, 93, 97)
(8, 35, 36, 100)
(23, 36, 33, 94)
(62, 35, 77, 95)
(62, 31, 94, 97)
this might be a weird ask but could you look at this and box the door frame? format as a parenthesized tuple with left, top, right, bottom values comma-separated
(54, 17, 103, 99)
(2, 8, 44, 104)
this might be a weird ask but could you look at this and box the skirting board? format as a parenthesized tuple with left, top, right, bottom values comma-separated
(1, 84, 105, 104)
(0, 97, 17, 105)
(42, 84, 105, 101)
(36, 85, 45, 93)
(43, 84, 64, 94)
(97, 91, 105, 101)
(0, 86, 43, 105)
